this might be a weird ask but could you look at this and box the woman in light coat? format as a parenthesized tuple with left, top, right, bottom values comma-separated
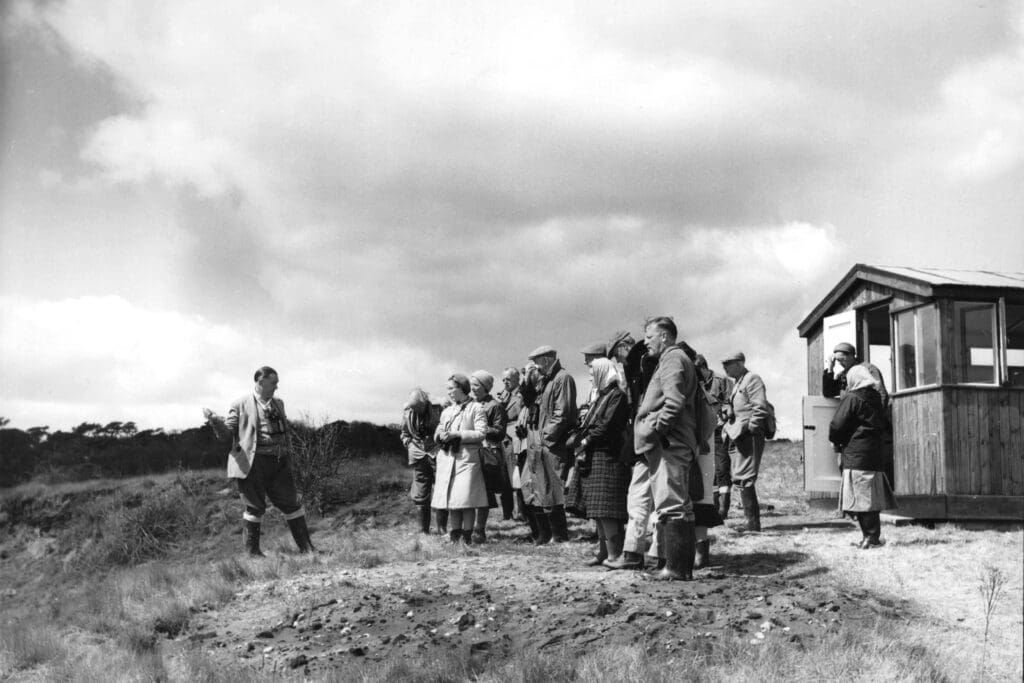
(432, 373, 489, 544)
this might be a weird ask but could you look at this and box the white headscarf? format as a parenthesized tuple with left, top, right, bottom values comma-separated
(845, 365, 876, 392)
(589, 357, 620, 394)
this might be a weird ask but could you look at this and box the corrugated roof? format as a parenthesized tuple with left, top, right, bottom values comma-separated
(873, 266, 1024, 288)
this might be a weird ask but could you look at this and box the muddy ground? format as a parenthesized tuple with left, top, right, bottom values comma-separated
(181, 513, 909, 677)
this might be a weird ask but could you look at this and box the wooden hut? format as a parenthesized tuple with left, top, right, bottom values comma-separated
(797, 265, 1024, 520)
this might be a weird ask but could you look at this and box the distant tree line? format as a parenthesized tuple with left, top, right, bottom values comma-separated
(0, 416, 403, 488)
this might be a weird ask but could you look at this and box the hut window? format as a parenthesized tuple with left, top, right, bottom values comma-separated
(894, 304, 938, 390)
(1006, 303, 1024, 387)
(952, 302, 998, 384)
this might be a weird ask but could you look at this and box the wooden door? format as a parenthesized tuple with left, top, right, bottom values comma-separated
(803, 395, 841, 493)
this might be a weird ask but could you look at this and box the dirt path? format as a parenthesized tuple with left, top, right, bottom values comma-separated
(183, 515, 908, 676)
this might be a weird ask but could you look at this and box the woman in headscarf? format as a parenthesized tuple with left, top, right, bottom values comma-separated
(829, 365, 898, 549)
(432, 374, 489, 544)
(567, 358, 629, 566)
(498, 367, 526, 521)
(469, 370, 509, 543)
(400, 387, 443, 534)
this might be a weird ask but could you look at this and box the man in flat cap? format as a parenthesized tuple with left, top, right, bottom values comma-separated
(721, 352, 770, 532)
(823, 342, 889, 407)
(695, 354, 734, 519)
(631, 317, 699, 580)
(524, 345, 577, 541)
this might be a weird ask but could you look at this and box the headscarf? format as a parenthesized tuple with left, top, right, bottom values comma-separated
(589, 357, 620, 394)
(845, 365, 876, 392)
(448, 373, 471, 395)
(471, 370, 494, 394)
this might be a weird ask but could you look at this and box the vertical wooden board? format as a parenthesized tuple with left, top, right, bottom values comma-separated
(997, 391, 1012, 495)
(1010, 392, 1024, 495)
(986, 391, 1001, 495)
(807, 332, 824, 395)
(978, 392, 992, 495)
(941, 388, 954, 495)
(948, 389, 961, 494)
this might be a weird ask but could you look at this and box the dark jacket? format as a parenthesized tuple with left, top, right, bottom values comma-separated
(477, 395, 508, 449)
(828, 387, 886, 471)
(538, 359, 578, 458)
(577, 385, 628, 458)
(634, 344, 698, 454)
(401, 404, 440, 465)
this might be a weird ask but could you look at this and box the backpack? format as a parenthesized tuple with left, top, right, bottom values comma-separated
(763, 400, 777, 440)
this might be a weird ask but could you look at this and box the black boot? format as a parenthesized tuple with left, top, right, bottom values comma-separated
(548, 505, 570, 543)
(533, 507, 552, 545)
(435, 508, 449, 535)
(694, 539, 710, 569)
(740, 486, 761, 532)
(654, 520, 695, 581)
(418, 505, 432, 534)
(243, 521, 264, 557)
(287, 516, 315, 553)
(713, 491, 720, 515)
(524, 505, 541, 541)
(719, 490, 731, 520)
(449, 528, 463, 544)
(859, 512, 883, 548)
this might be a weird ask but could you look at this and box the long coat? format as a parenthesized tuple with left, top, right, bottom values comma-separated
(828, 387, 887, 472)
(431, 400, 488, 509)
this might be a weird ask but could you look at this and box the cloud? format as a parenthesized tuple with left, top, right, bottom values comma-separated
(0, 295, 458, 430)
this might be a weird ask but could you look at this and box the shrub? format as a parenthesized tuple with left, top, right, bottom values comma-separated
(289, 413, 351, 515)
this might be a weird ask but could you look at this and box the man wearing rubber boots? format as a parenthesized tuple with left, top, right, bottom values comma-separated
(205, 366, 314, 556)
(721, 352, 770, 532)
(633, 317, 698, 581)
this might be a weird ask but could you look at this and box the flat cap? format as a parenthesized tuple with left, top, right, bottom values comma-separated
(528, 345, 557, 359)
(833, 342, 857, 355)
(721, 351, 746, 363)
(607, 329, 635, 353)
(580, 341, 608, 356)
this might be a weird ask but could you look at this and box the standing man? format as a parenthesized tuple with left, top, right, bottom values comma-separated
(695, 354, 734, 519)
(721, 352, 770, 533)
(632, 317, 699, 581)
(823, 342, 889, 407)
(204, 366, 314, 556)
(529, 345, 578, 542)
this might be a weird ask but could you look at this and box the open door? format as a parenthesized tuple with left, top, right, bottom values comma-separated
(823, 310, 856, 365)
(803, 395, 841, 494)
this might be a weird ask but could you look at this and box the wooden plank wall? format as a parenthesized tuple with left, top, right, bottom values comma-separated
(945, 387, 1024, 496)
(892, 389, 945, 495)
(806, 331, 824, 395)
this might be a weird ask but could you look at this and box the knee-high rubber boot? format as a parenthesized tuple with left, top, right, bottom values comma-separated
(653, 519, 695, 581)
(417, 505, 432, 534)
(694, 526, 710, 569)
(524, 504, 541, 541)
(548, 505, 569, 543)
(532, 507, 552, 545)
(740, 486, 761, 532)
(287, 516, 315, 553)
(719, 490, 732, 520)
(713, 491, 720, 516)
(434, 508, 449, 535)
(243, 521, 264, 557)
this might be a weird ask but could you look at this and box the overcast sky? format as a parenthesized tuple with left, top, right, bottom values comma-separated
(2, 1, 1023, 436)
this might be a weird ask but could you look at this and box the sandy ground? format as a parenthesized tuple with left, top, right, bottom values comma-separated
(181, 511, 983, 678)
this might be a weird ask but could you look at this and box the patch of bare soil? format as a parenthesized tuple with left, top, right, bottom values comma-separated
(183, 516, 905, 676)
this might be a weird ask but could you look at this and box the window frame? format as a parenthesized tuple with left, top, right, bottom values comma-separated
(892, 301, 939, 392)
(951, 300, 1000, 386)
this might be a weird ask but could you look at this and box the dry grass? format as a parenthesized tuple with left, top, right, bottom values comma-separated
(1, 445, 1021, 682)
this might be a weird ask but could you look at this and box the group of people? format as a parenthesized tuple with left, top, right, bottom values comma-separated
(401, 317, 776, 581)
(200, 327, 897, 568)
